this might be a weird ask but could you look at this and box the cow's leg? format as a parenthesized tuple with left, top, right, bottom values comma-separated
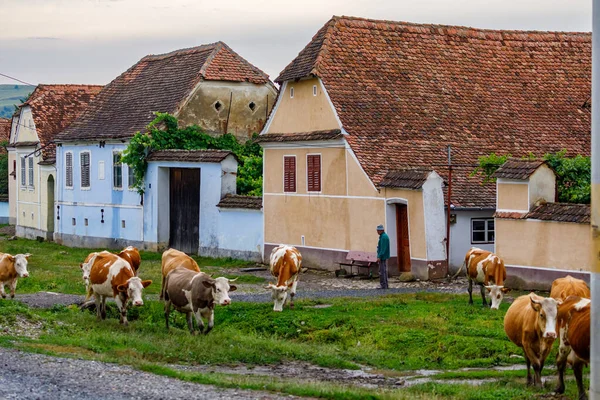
(159, 277, 165, 301)
(573, 358, 587, 400)
(115, 294, 128, 325)
(202, 308, 214, 334)
(186, 312, 195, 335)
(0, 281, 6, 299)
(164, 300, 172, 330)
(479, 284, 488, 307)
(289, 278, 298, 309)
(525, 356, 533, 386)
(554, 342, 571, 394)
(100, 296, 107, 320)
(467, 278, 474, 305)
(94, 294, 102, 320)
(8, 278, 17, 299)
(192, 308, 205, 334)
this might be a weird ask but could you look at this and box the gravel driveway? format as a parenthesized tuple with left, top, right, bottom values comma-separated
(0, 348, 303, 400)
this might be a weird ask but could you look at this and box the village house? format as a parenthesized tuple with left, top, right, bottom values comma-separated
(53, 42, 276, 259)
(258, 16, 590, 280)
(7, 84, 103, 239)
(493, 159, 591, 288)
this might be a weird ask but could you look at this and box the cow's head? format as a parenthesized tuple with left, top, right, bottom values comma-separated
(11, 253, 30, 278)
(266, 283, 288, 312)
(117, 277, 152, 307)
(485, 285, 511, 310)
(202, 277, 236, 306)
(529, 293, 561, 339)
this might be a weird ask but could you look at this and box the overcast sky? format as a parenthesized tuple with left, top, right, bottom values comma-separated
(0, 0, 592, 86)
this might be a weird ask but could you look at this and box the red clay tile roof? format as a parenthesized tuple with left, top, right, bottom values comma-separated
(495, 202, 590, 224)
(379, 169, 433, 189)
(0, 118, 10, 154)
(57, 42, 271, 142)
(146, 149, 233, 163)
(255, 129, 342, 143)
(492, 159, 547, 180)
(277, 16, 591, 208)
(17, 84, 103, 159)
(217, 194, 262, 210)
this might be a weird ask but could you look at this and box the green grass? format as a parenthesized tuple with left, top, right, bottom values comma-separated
(0, 237, 259, 295)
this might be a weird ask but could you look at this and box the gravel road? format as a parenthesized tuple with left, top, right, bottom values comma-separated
(0, 348, 302, 400)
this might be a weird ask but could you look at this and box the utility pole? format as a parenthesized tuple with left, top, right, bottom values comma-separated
(591, 1, 599, 397)
(446, 145, 452, 272)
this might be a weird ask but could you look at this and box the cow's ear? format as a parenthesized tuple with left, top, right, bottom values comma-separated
(501, 287, 511, 293)
(7, 255, 15, 262)
(485, 285, 492, 292)
(229, 285, 237, 292)
(141, 280, 152, 288)
(24, 253, 31, 259)
(530, 297, 542, 312)
(117, 283, 128, 292)
(202, 280, 214, 289)
(265, 283, 275, 290)
(80, 263, 84, 269)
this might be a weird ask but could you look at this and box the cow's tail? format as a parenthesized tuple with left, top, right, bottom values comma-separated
(450, 259, 466, 281)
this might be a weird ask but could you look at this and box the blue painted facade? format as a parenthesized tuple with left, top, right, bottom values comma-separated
(0, 201, 9, 224)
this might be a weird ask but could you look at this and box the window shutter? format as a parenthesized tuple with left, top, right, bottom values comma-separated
(113, 153, 122, 188)
(65, 153, 73, 187)
(283, 156, 296, 192)
(28, 157, 34, 187)
(81, 152, 90, 188)
(307, 155, 321, 192)
(20, 157, 25, 186)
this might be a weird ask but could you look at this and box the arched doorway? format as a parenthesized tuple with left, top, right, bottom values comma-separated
(47, 175, 55, 235)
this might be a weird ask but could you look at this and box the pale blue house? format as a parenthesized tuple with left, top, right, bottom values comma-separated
(53, 43, 274, 260)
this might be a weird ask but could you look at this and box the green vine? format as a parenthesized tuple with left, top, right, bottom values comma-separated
(122, 112, 263, 196)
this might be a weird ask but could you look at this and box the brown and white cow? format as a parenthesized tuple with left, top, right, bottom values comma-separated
(266, 245, 301, 312)
(554, 294, 591, 399)
(160, 248, 201, 300)
(117, 246, 141, 276)
(0, 252, 30, 298)
(163, 267, 236, 334)
(454, 247, 509, 309)
(87, 251, 152, 324)
(550, 275, 590, 301)
(504, 293, 561, 387)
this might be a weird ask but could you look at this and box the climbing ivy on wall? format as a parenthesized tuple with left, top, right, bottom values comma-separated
(472, 150, 591, 204)
(122, 112, 263, 196)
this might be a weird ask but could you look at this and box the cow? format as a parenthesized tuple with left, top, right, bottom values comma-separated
(0, 252, 30, 299)
(550, 275, 590, 301)
(551, 276, 591, 400)
(117, 246, 141, 276)
(160, 248, 201, 300)
(453, 247, 509, 309)
(266, 245, 301, 312)
(163, 267, 236, 334)
(504, 293, 561, 387)
(87, 251, 152, 325)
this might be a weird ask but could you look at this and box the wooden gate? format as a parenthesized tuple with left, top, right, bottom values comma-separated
(396, 204, 411, 272)
(169, 168, 200, 254)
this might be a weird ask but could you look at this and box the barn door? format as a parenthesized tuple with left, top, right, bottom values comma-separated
(169, 168, 200, 254)
(396, 204, 411, 272)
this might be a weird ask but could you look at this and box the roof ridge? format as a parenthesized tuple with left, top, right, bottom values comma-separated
(213, 42, 271, 81)
(331, 15, 591, 36)
(141, 43, 221, 62)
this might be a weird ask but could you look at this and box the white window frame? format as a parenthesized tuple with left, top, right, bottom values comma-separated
(28, 156, 34, 189)
(80, 151, 91, 190)
(283, 155, 297, 194)
(306, 153, 322, 193)
(112, 151, 123, 190)
(20, 156, 26, 188)
(65, 151, 74, 189)
(471, 218, 495, 244)
(127, 165, 137, 190)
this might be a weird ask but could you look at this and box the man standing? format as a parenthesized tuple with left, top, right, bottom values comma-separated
(376, 224, 390, 289)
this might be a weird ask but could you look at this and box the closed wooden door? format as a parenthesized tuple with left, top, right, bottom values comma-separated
(396, 204, 411, 272)
(169, 168, 200, 254)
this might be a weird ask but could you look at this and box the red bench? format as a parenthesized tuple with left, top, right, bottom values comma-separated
(336, 251, 378, 279)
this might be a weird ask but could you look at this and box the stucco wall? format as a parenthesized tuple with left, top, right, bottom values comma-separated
(422, 173, 446, 262)
(215, 208, 263, 260)
(448, 210, 495, 271)
(0, 201, 9, 224)
(178, 81, 277, 141)
(14, 147, 42, 231)
(495, 218, 591, 271)
(266, 79, 340, 134)
(529, 165, 556, 207)
(8, 151, 16, 224)
(497, 182, 529, 211)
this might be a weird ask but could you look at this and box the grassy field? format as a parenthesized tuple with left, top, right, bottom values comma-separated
(0, 237, 589, 399)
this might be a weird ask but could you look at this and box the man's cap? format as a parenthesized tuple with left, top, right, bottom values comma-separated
(376, 224, 384, 230)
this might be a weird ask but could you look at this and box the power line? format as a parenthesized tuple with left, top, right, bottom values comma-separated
(0, 72, 35, 86)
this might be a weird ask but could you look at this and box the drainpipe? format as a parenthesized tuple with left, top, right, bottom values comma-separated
(591, 1, 599, 397)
